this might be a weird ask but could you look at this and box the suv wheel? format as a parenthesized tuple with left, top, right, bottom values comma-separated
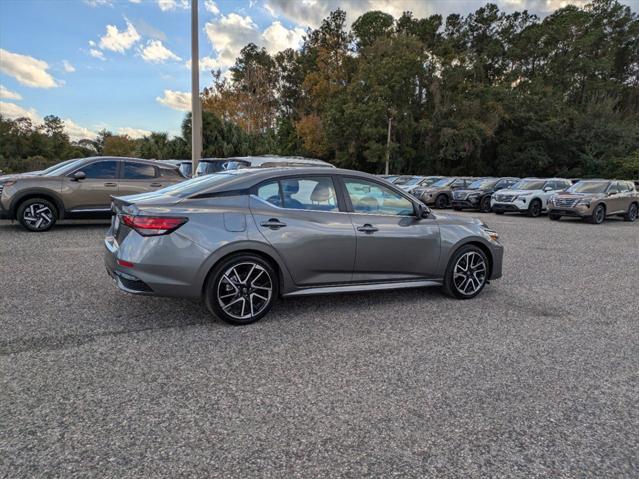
(588, 204, 606, 224)
(205, 254, 278, 325)
(435, 194, 449, 209)
(479, 196, 492, 213)
(549, 213, 561, 221)
(443, 245, 489, 299)
(17, 198, 58, 232)
(624, 202, 638, 222)
(526, 199, 542, 218)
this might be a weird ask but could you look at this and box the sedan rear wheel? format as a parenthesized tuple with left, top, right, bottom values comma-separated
(17, 198, 57, 232)
(443, 245, 489, 299)
(205, 254, 277, 325)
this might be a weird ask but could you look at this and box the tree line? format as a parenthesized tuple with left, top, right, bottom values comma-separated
(1, 0, 638, 178)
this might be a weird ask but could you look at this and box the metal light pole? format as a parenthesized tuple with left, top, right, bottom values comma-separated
(190, 0, 202, 177)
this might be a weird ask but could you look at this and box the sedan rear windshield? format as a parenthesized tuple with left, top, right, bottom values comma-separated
(158, 173, 235, 197)
(567, 181, 609, 194)
(512, 180, 545, 190)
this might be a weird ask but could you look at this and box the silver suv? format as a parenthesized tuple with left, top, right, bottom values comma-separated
(105, 168, 504, 325)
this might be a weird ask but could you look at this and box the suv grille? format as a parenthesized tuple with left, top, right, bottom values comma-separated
(554, 197, 578, 208)
(495, 194, 515, 202)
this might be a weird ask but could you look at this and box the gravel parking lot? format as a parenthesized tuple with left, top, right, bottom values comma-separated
(1, 213, 638, 477)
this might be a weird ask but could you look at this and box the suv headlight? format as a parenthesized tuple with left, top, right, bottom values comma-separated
(514, 193, 532, 200)
(576, 198, 591, 207)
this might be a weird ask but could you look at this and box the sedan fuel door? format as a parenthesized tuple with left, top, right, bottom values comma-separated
(249, 175, 356, 286)
(342, 177, 441, 282)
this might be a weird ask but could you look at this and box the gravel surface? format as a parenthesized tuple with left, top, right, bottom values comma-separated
(1, 213, 638, 478)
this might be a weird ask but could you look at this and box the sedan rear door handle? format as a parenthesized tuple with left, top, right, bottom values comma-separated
(150, 182, 163, 187)
(104, 182, 117, 187)
(357, 224, 378, 233)
(260, 218, 287, 229)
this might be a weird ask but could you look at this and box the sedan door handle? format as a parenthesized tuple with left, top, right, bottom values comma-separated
(357, 224, 379, 233)
(104, 182, 117, 187)
(260, 218, 287, 229)
(150, 182, 163, 187)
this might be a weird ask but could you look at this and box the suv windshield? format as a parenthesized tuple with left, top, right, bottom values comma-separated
(567, 181, 609, 194)
(43, 159, 84, 176)
(468, 179, 497, 190)
(431, 178, 453, 188)
(512, 179, 545, 190)
(395, 177, 422, 186)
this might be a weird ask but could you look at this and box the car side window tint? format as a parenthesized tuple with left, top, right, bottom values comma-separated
(345, 179, 414, 216)
(257, 181, 281, 207)
(159, 168, 180, 178)
(78, 161, 118, 179)
(123, 162, 157, 180)
(608, 183, 619, 194)
(280, 177, 338, 211)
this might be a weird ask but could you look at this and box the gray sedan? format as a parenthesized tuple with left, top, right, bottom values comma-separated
(105, 168, 503, 325)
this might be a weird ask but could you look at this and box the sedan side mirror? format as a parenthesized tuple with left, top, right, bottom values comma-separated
(543, 186, 552, 192)
(414, 202, 430, 219)
(72, 171, 86, 181)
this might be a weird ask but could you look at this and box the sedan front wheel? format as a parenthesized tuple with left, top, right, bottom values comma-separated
(443, 245, 489, 299)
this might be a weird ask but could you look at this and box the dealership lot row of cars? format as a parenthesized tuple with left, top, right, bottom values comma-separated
(0, 155, 636, 325)
(383, 175, 639, 225)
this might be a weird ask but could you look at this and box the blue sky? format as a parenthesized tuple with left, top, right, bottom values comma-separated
(1, 0, 635, 140)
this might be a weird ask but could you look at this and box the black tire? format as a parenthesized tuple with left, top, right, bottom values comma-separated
(443, 245, 490, 300)
(453, 206, 463, 211)
(588, 204, 606, 224)
(16, 197, 58, 232)
(549, 213, 561, 221)
(526, 199, 542, 218)
(494, 210, 505, 215)
(205, 253, 278, 325)
(435, 194, 449, 209)
(479, 196, 492, 213)
(624, 202, 638, 222)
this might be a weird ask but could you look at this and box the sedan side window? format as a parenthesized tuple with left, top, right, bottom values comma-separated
(345, 179, 414, 216)
(123, 162, 157, 180)
(257, 177, 339, 212)
(77, 161, 118, 179)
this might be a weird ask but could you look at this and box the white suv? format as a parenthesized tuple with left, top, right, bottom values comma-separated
(491, 178, 572, 217)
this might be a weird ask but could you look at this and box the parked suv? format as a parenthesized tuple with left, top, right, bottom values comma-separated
(196, 155, 334, 176)
(452, 177, 519, 213)
(0, 156, 184, 232)
(419, 177, 476, 209)
(547, 180, 638, 224)
(491, 178, 572, 217)
(400, 176, 446, 196)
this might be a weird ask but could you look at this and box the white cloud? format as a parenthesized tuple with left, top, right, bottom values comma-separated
(139, 40, 181, 63)
(264, 4, 277, 17)
(84, 0, 113, 6)
(118, 126, 151, 138)
(63, 119, 97, 140)
(62, 60, 76, 73)
(90, 48, 106, 60)
(204, 0, 220, 14)
(0, 49, 61, 89)
(0, 85, 22, 100)
(130, 0, 142, 3)
(158, 0, 188, 12)
(0, 101, 41, 122)
(99, 19, 141, 53)
(202, 14, 305, 71)
(156, 89, 191, 111)
(262, 21, 305, 54)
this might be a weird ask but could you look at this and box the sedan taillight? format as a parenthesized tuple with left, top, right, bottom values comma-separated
(121, 215, 187, 236)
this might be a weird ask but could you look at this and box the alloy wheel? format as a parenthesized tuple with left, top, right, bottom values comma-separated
(217, 262, 273, 321)
(22, 203, 54, 230)
(453, 251, 487, 296)
(628, 204, 638, 222)
(594, 205, 605, 224)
